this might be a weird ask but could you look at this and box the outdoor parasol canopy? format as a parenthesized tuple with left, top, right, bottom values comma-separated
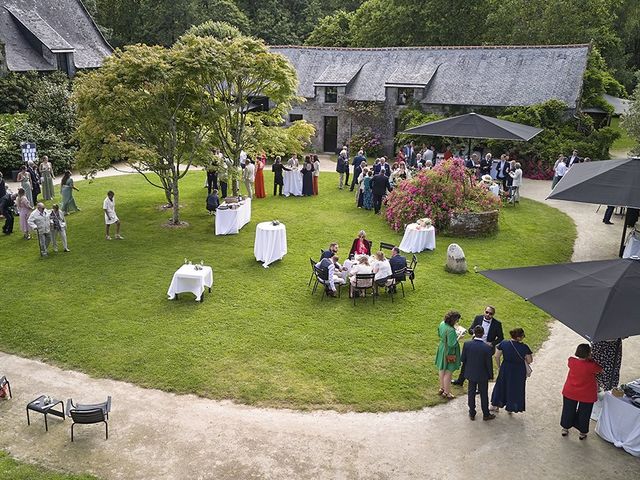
(479, 258, 640, 342)
(401, 112, 543, 154)
(548, 157, 640, 256)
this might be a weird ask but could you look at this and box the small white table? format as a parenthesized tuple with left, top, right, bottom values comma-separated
(215, 198, 251, 235)
(283, 170, 302, 197)
(254, 222, 287, 268)
(167, 264, 214, 302)
(595, 392, 640, 457)
(399, 223, 436, 253)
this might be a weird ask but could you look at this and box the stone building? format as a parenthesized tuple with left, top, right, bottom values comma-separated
(0, 0, 112, 77)
(271, 45, 591, 155)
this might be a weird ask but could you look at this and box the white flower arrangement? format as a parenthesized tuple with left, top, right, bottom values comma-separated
(416, 217, 432, 228)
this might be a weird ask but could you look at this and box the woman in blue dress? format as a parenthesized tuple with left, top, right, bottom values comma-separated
(490, 327, 533, 413)
(362, 170, 374, 210)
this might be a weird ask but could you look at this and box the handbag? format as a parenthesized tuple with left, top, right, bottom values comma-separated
(511, 340, 532, 377)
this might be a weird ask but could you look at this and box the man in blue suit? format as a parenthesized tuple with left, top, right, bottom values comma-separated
(460, 326, 495, 421)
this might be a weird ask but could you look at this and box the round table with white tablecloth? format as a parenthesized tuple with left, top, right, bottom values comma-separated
(254, 221, 287, 268)
(283, 169, 302, 197)
(398, 223, 436, 253)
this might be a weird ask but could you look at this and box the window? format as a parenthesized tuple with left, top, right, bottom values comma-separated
(289, 114, 303, 123)
(325, 86, 338, 104)
(397, 88, 414, 105)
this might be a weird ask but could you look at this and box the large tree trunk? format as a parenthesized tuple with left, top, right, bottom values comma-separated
(171, 183, 180, 224)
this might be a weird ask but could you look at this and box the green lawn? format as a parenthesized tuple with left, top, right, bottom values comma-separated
(0, 451, 97, 480)
(1, 171, 575, 412)
(610, 116, 636, 158)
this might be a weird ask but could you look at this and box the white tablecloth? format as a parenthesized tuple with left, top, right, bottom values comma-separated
(167, 265, 214, 301)
(489, 184, 500, 197)
(623, 231, 640, 259)
(595, 392, 640, 456)
(254, 222, 287, 268)
(215, 198, 251, 235)
(283, 170, 302, 197)
(399, 224, 436, 253)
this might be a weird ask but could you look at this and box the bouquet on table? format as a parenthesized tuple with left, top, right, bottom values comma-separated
(415, 217, 432, 229)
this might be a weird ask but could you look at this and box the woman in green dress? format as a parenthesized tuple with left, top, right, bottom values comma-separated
(60, 170, 80, 214)
(435, 310, 462, 399)
(39, 156, 55, 200)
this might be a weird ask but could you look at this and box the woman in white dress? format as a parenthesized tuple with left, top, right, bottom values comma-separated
(509, 162, 523, 202)
(103, 190, 123, 240)
(348, 256, 373, 298)
(50, 204, 69, 252)
(372, 251, 393, 290)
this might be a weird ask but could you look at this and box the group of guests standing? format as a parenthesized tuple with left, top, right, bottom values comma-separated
(551, 149, 589, 189)
(435, 308, 621, 440)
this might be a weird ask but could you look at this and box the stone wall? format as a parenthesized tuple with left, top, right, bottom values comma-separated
(446, 210, 499, 237)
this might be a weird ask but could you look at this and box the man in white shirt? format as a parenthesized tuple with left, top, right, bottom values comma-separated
(239, 150, 247, 169)
(103, 190, 123, 240)
(315, 255, 346, 298)
(242, 160, 256, 198)
(27, 203, 51, 256)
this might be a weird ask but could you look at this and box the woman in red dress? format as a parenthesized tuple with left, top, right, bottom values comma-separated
(254, 153, 266, 198)
(349, 230, 372, 257)
(560, 343, 602, 440)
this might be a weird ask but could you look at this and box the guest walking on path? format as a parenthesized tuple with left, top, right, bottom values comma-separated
(39, 156, 55, 200)
(255, 154, 266, 199)
(490, 328, 533, 413)
(560, 343, 602, 440)
(461, 326, 496, 421)
(17, 165, 33, 206)
(60, 170, 80, 214)
(16, 188, 33, 240)
(435, 310, 462, 400)
(590, 339, 622, 391)
(103, 190, 123, 240)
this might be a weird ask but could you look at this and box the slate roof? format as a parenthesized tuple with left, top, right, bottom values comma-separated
(271, 45, 590, 109)
(0, 0, 112, 72)
(603, 93, 632, 116)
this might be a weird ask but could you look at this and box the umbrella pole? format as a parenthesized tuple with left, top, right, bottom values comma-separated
(468, 138, 471, 159)
(619, 209, 631, 257)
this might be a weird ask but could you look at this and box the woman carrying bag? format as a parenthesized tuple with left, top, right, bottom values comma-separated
(435, 311, 462, 399)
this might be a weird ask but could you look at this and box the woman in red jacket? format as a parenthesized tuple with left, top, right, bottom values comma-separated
(560, 344, 602, 440)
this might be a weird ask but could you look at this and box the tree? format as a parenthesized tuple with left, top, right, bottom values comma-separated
(305, 10, 355, 47)
(176, 33, 311, 194)
(73, 43, 214, 225)
(622, 75, 640, 154)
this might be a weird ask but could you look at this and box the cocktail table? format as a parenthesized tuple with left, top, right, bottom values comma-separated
(27, 395, 65, 431)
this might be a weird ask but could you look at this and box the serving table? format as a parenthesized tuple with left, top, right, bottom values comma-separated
(215, 198, 251, 235)
(254, 222, 287, 268)
(167, 264, 214, 302)
(399, 223, 436, 253)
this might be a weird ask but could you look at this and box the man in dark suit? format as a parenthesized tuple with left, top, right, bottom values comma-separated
(566, 149, 582, 168)
(452, 305, 504, 386)
(370, 171, 392, 214)
(479, 153, 492, 176)
(352, 159, 367, 193)
(350, 150, 367, 191)
(388, 246, 407, 292)
(373, 158, 391, 176)
(495, 154, 510, 190)
(0, 192, 16, 235)
(461, 326, 496, 421)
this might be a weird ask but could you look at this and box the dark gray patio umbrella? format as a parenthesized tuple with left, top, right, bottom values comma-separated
(479, 258, 640, 342)
(401, 112, 543, 142)
(548, 158, 640, 256)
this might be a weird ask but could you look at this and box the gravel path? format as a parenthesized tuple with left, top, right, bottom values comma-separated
(1, 175, 638, 479)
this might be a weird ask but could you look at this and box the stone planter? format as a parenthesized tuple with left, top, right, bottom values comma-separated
(446, 210, 499, 237)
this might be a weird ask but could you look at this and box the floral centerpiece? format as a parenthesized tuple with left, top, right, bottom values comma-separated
(416, 217, 432, 228)
(385, 158, 501, 233)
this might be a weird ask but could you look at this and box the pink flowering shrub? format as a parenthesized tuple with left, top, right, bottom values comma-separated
(385, 159, 502, 232)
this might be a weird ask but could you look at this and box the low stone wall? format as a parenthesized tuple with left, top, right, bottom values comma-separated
(446, 210, 499, 237)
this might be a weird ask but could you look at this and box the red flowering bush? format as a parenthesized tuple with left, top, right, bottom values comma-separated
(384, 159, 501, 232)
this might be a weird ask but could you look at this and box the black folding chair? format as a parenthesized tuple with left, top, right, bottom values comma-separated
(391, 267, 407, 298)
(308, 257, 317, 288)
(313, 265, 342, 299)
(66, 396, 111, 442)
(406, 255, 418, 290)
(379, 242, 395, 252)
(353, 273, 375, 305)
